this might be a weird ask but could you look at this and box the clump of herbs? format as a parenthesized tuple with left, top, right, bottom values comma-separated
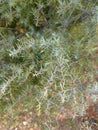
(0, 0, 98, 129)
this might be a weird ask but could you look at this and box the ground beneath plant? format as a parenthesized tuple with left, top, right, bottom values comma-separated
(0, 100, 98, 130)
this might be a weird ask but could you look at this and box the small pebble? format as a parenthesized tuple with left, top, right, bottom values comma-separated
(23, 121, 28, 126)
(29, 128, 34, 130)
(14, 128, 18, 130)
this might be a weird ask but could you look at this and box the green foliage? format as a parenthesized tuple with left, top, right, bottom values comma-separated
(0, 0, 98, 129)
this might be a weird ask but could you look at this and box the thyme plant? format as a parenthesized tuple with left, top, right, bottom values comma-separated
(0, 0, 98, 129)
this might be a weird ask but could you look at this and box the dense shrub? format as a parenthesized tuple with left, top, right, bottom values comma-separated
(0, 0, 98, 129)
